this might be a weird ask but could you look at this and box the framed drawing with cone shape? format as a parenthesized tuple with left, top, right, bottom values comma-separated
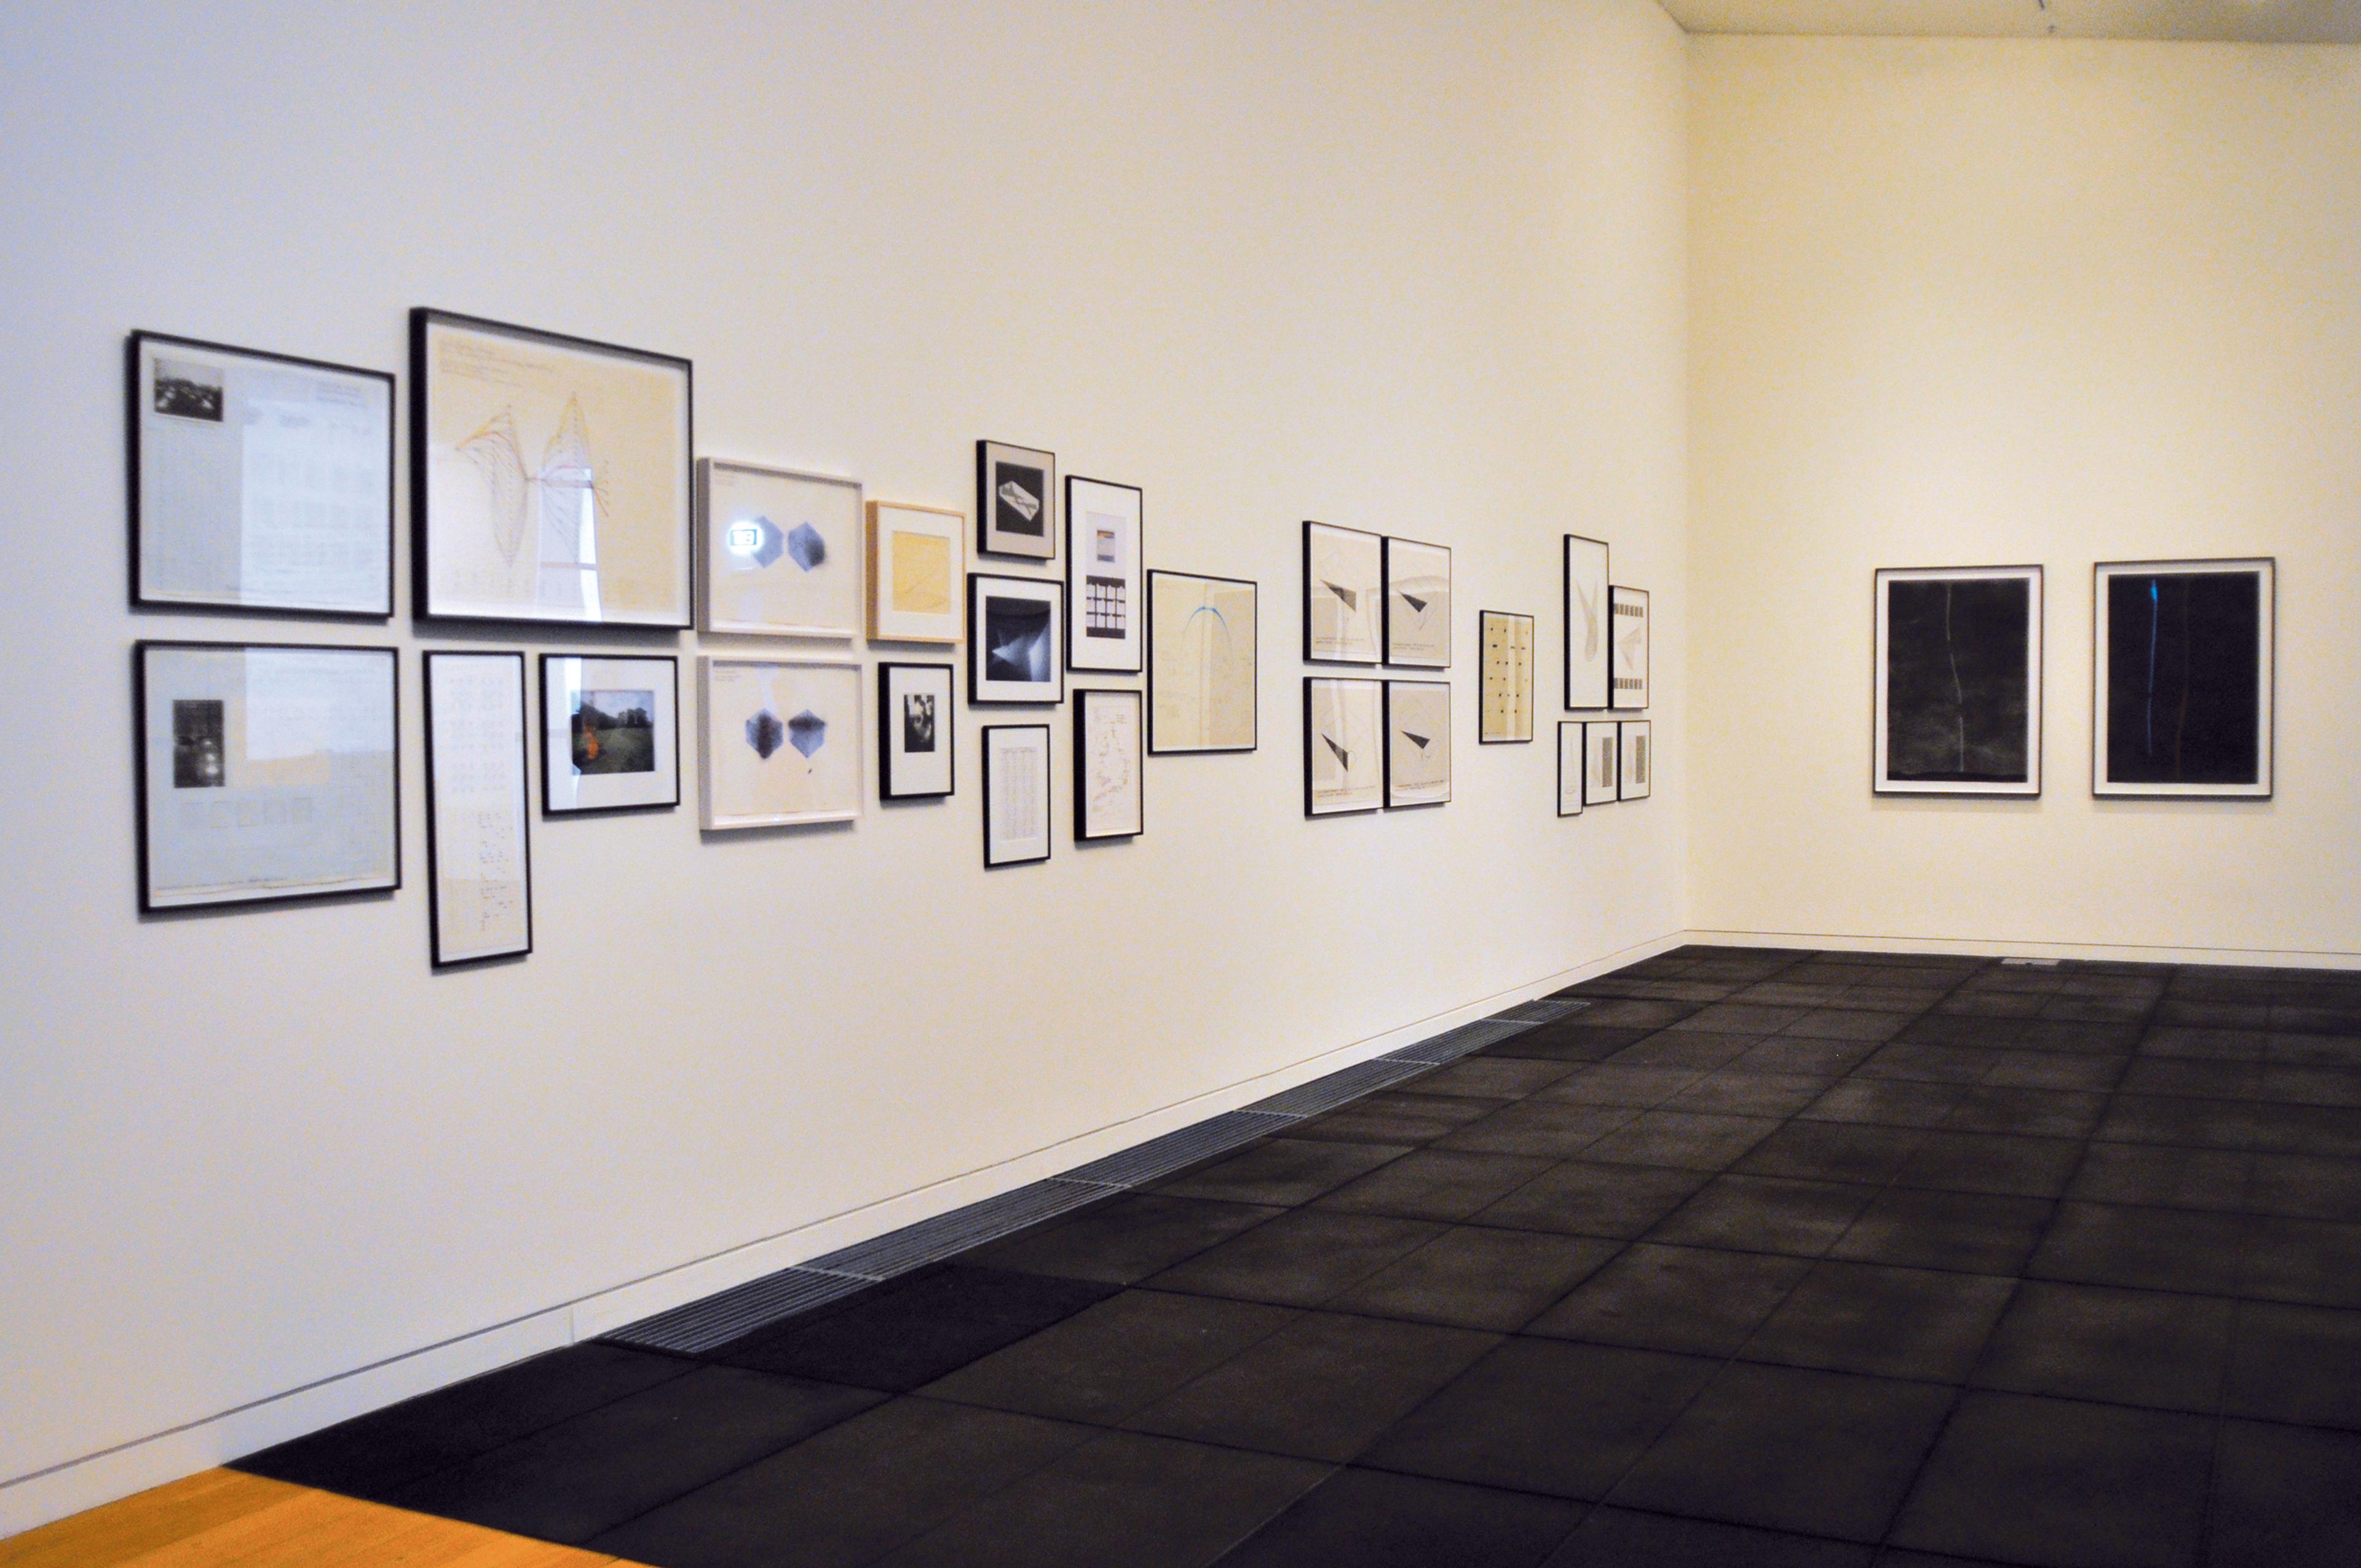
(1385, 679, 1452, 808)
(1383, 536, 1451, 668)
(1303, 676, 1382, 816)
(1303, 521, 1382, 665)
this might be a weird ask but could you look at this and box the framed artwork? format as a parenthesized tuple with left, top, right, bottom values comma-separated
(698, 459, 861, 638)
(868, 500, 964, 644)
(135, 640, 398, 911)
(1564, 534, 1610, 710)
(1303, 677, 1383, 817)
(1075, 687, 1144, 840)
(1874, 565, 2043, 797)
(1584, 721, 1620, 806)
(879, 661, 955, 800)
(1147, 570, 1257, 754)
(1382, 537, 1452, 668)
(128, 332, 394, 617)
(1385, 680, 1452, 808)
(699, 657, 863, 829)
(424, 651, 532, 966)
(411, 309, 692, 627)
(1303, 521, 1383, 664)
(2093, 558, 2274, 798)
(1618, 720, 1653, 802)
(1066, 477, 1144, 672)
(968, 573, 1065, 704)
(983, 723, 1053, 866)
(1556, 722, 1584, 817)
(1479, 610, 1535, 743)
(539, 655, 679, 814)
(1609, 586, 1650, 710)
(977, 440, 1056, 560)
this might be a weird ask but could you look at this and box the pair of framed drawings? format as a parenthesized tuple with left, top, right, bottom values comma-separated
(1302, 522, 1450, 668)
(702, 460, 971, 645)
(979, 689, 1144, 866)
(1562, 534, 1648, 712)
(1303, 677, 1450, 815)
(1556, 720, 1651, 815)
(966, 465, 1147, 695)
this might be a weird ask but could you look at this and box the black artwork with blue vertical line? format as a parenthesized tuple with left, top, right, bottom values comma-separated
(2105, 570, 2260, 786)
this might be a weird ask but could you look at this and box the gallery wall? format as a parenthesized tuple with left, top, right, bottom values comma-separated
(1687, 36, 2361, 963)
(0, 0, 1691, 1527)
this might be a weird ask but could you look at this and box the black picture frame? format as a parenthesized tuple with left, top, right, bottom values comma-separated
(1478, 609, 1537, 744)
(1563, 533, 1611, 711)
(981, 722, 1053, 867)
(1556, 720, 1584, 817)
(879, 661, 957, 800)
(1584, 720, 1621, 807)
(1145, 569, 1259, 754)
(1618, 720, 1653, 802)
(1383, 678, 1453, 810)
(1873, 564, 2044, 798)
(1302, 676, 1383, 817)
(967, 572, 1066, 704)
(1074, 687, 1145, 841)
(537, 653, 681, 816)
(1381, 535, 1453, 669)
(2091, 557, 2276, 801)
(1302, 519, 1384, 666)
(1064, 475, 1145, 674)
(424, 650, 534, 967)
(976, 439, 1058, 561)
(1608, 585, 1651, 711)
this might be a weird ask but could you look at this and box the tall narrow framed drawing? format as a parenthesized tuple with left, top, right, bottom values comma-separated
(1075, 688, 1144, 841)
(1563, 535, 1610, 710)
(1066, 477, 1143, 673)
(977, 440, 1056, 560)
(1618, 721, 1653, 802)
(1556, 722, 1584, 817)
(1303, 521, 1382, 665)
(1479, 610, 1535, 743)
(2093, 559, 2273, 798)
(1584, 722, 1619, 806)
(424, 650, 532, 966)
(1147, 570, 1257, 754)
(879, 662, 955, 800)
(1303, 677, 1382, 817)
(968, 574, 1065, 704)
(1609, 586, 1650, 711)
(699, 657, 863, 829)
(868, 500, 964, 644)
(698, 459, 861, 638)
(983, 723, 1053, 866)
(1385, 680, 1452, 809)
(1383, 537, 1451, 668)
(1874, 565, 2043, 797)
(540, 654, 679, 814)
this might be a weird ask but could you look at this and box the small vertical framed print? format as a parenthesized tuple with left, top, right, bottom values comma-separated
(135, 640, 400, 910)
(129, 333, 395, 617)
(1479, 610, 1535, 743)
(968, 573, 1065, 704)
(1075, 688, 1144, 840)
(977, 440, 1056, 559)
(698, 459, 862, 639)
(540, 655, 679, 814)
(1584, 721, 1620, 806)
(1874, 565, 2043, 797)
(699, 656, 863, 829)
(1618, 720, 1653, 801)
(983, 723, 1053, 866)
(1303, 521, 1383, 664)
(2092, 558, 2273, 798)
(1147, 570, 1257, 754)
(868, 500, 964, 644)
(1556, 721, 1584, 817)
(1564, 534, 1610, 710)
(1303, 677, 1383, 816)
(424, 651, 532, 966)
(1608, 586, 1650, 710)
(1066, 477, 1144, 673)
(879, 661, 955, 800)
(1385, 680, 1452, 809)
(1382, 537, 1452, 668)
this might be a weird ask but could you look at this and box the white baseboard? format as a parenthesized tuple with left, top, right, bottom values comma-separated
(1682, 928, 2361, 971)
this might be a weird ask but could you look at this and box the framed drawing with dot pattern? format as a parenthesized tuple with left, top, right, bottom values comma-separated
(1479, 610, 1535, 743)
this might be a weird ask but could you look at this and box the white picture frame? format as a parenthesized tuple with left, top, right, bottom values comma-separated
(699, 656, 864, 829)
(1066, 477, 1144, 674)
(698, 459, 862, 639)
(867, 500, 965, 644)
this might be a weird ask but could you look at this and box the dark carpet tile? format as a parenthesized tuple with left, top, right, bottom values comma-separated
(2065, 1144, 2250, 1213)
(2221, 1299, 2361, 1430)
(1484, 1024, 1656, 1063)
(2247, 1101, 2361, 1159)
(1970, 1281, 2232, 1412)
(2140, 1025, 2268, 1061)
(1828, 1188, 2053, 1275)
(2267, 1032, 2361, 1069)
(1797, 1079, 1968, 1130)
(1736, 1122, 1926, 1185)
(1567, 998, 1704, 1029)
(1526, 1241, 1814, 1356)
(1216, 1466, 1583, 1568)
(1938, 1086, 2106, 1138)
(1541, 1507, 1873, 1567)
(2094, 1093, 2258, 1152)
(1410, 1057, 1580, 1099)
(1473, 1159, 1715, 1240)
(1433, 1098, 1645, 1160)
(1327, 1224, 1622, 1331)
(1287, 1092, 1505, 1148)
(713, 1267, 1119, 1392)
(1538, 1063, 1706, 1108)
(1838, 985, 1953, 1013)
(1144, 1210, 1445, 1309)
(2012, 1020, 2143, 1055)
(2206, 1420, 2361, 1568)
(1739, 1260, 2014, 1383)
(1314, 1148, 1557, 1223)
(1647, 1175, 1882, 1258)
(2153, 999, 2273, 1030)
(1899, 1015, 2026, 1050)
(1661, 1070, 1835, 1118)
(1605, 1033, 1759, 1071)
(2026, 1202, 2247, 1296)
(2244, 1153, 2361, 1222)
(1731, 980, 1856, 1007)
(1152, 1137, 1414, 1206)
(1937, 990, 2047, 1020)
(1980, 1051, 2127, 1091)
(1731, 1037, 1885, 1075)
(2118, 1058, 2265, 1100)
(1580, 1110, 1782, 1173)
(2238, 1214, 2361, 1308)
(1781, 1009, 1914, 1044)
(2036, 994, 2153, 1023)
(1891, 1131, 2084, 1199)
(965, 1194, 1286, 1286)
(2258, 1064, 2361, 1106)
(1857, 1043, 2002, 1085)
(2275, 1004, 2361, 1036)
(1668, 1002, 1817, 1035)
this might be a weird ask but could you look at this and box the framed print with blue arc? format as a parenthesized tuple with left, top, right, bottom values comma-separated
(1147, 569, 1257, 754)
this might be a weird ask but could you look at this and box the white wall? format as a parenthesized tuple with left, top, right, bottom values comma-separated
(0, 0, 1690, 1526)
(1688, 36, 2361, 962)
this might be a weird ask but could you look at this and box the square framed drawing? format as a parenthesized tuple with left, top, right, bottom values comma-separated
(540, 654, 679, 814)
(411, 309, 692, 627)
(1303, 521, 1383, 664)
(700, 656, 863, 829)
(1303, 677, 1382, 817)
(1479, 610, 1535, 743)
(135, 640, 398, 910)
(983, 723, 1053, 866)
(129, 332, 394, 617)
(1075, 687, 1144, 840)
(1564, 535, 1610, 710)
(1383, 537, 1452, 668)
(699, 459, 861, 638)
(977, 440, 1056, 560)
(1618, 721, 1653, 802)
(1584, 721, 1619, 806)
(1066, 476, 1144, 673)
(1147, 570, 1257, 754)
(879, 661, 955, 800)
(2093, 558, 2274, 798)
(1609, 586, 1650, 711)
(1875, 565, 2043, 797)
(868, 500, 963, 644)
(1556, 722, 1584, 817)
(969, 573, 1064, 704)
(1385, 680, 1452, 809)
(424, 651, 532, 966)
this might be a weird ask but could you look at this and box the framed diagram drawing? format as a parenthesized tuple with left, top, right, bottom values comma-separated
(1303, 521, 1382, 664)
(135, 640, 398, 911)
(700, 657, 863, 829)
(1875, 565, 2043, 797)
(424, 651, 532, 966)
(540, 654, 679, 814)
(977, 440, 1056, 560)
(1303, 677, 1382, 817)
(1147, 570, 1257, 754)
(699, 459, 861, 638)
(129, 332, 394, 617)
(1385, 680, 1452, 809)
(2093, 559, 2273, 798)
(1564, 535, 1610, 710)
(968, 573, 1065, 704)
(1479, 610, 1535, 743)
(879, 661, 955, 800)
(1383, 537, 1452, 668)
(1584, 722, 1619, 806)
(1609, 586, 1650, 710)
(1066, 477, 1143, 673)
(1618, 721, 1653, 802)
(1556, 722, 1584, 817)
(411, 309, 692, 627)
(983, 723, 1053, 866)
(868, 500, 963, 644)
(1075, 688, 1144, 840)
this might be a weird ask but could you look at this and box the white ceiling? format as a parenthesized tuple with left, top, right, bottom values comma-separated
(1658, 0, 2361, 44)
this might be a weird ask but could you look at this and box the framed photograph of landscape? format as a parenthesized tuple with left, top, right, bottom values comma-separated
(1147, 569, 1257, 754)
(135, 640, 399, 911)
(698, 459, 861, 639)
(1874, 565, 2043, 797)
(1556, 721, 1584, 817)
(129, 332, 395, 617)
(1382, 536, 1452, 668)
(2093, 558, 2274, 799)
(977, 440, 1056, 560)
(699, 656, 863, 829)
(424, 650, 532, 966)
(1479, 610, 1535, 743)
(1303, 521, 1383, 664)
(1385, 680, 1452, 808)
(1066, 477, 1144, 673)
(1584, 721, 1620, 806)
(1608, 586, 1650, 711)
(968, 573, 1064, 704)
(411, 309, 692, 628)
(539, 654, 679, 814)
(1303, 676, 1383, 817)
(879, 661, 955, 800)
(1618, 720, 1653, 802)
(868, 500, 964, 644)
(1075, 688, 1144, 841)
(982, 723, 1053, 866)
(1563, 534, 1610, 710)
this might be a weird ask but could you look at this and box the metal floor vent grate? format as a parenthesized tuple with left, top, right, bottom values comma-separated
(2002, 958, 2063, 969)
(1492, 997, 1589, 1025)
(1383, 1016, 1533, 1065)
(1248, 1058, 1432, 1116)
(806, 1178, 1111, 1280)
(605, 1265, 872, 1355)
(1061, 1109, 1300, 1188)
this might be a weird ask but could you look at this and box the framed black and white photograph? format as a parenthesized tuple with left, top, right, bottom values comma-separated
(1383, 536, 1452, 668)
(1584, 721, 1620, 806)
(1385, 679, 1452, 809)
(879, 661, 955, 800)
(977, 440, 1056, 560)
(135, 640, 399, 911)
(1556, 721, 1585, 817)
(700, 657, 863, 830)
(983, 723, 1053, 866)
(1303, 521, 1383, 664)
(868, 500, 964, 644)
(699, 459, 862, 639)
(968, 573, 1064, 704)
(411, 309, 692, 628)
(1303, 677, 1383, 817)
(2094, 558, 2274, 799)
(540, 655, 679, 814)
(1066, 477, 1144, 673)
(1479, 610, 1535, 743)
(1874, 565, 2043, 797)
(1618, 720, 1653, 802)
(129, 333, 395, 617)
(1147, 569, 1257, 754)
(1609, 586, 1650, 710)
(1564, 534, 1610, 710)
(1075, 688, 1144, 841)
(424, 650, 532, 966)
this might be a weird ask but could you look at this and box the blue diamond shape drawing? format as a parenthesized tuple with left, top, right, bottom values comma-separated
(786, 522, 826, 573)
(786, 710, 827, 758)
(745, 709, 785, 760)
(724, 515, 784, 569)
